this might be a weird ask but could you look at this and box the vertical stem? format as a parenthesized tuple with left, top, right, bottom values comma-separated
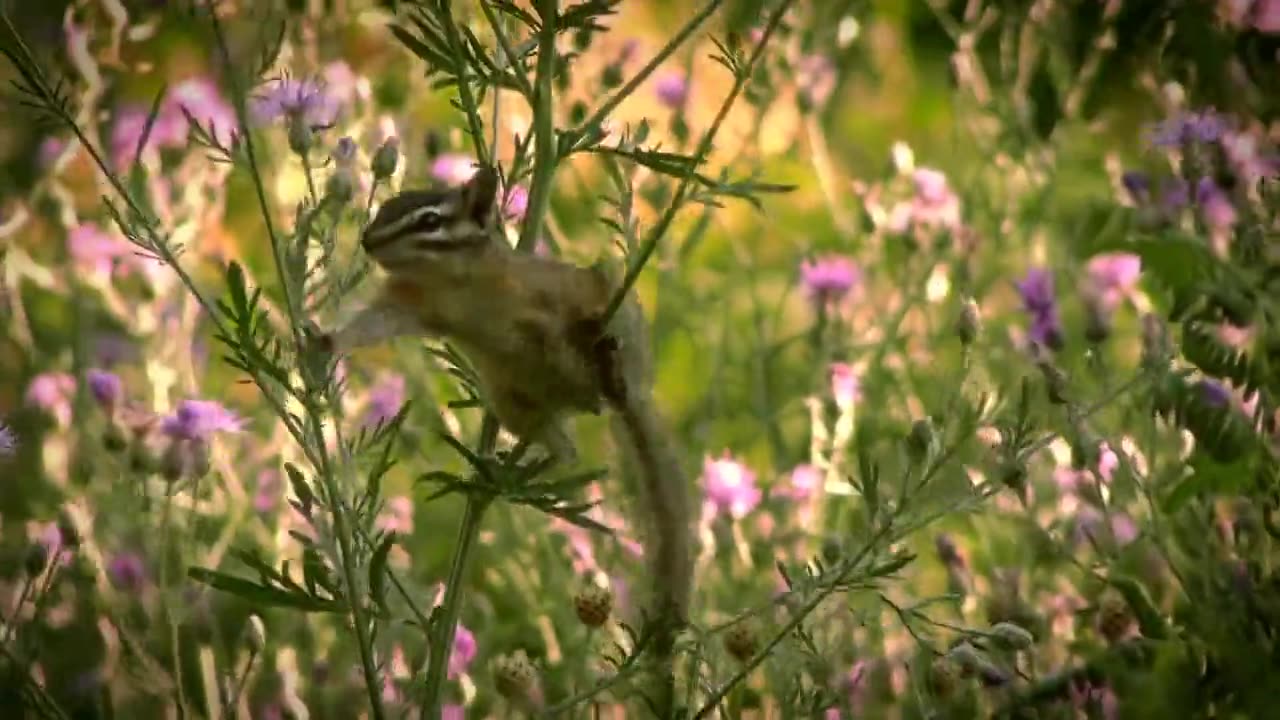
(515, 0, 560, 254)
(420, 495, 491, 716)
(160, 485, 188, 718)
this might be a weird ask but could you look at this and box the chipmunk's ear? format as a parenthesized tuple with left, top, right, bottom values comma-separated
(461, 165, 500, 227)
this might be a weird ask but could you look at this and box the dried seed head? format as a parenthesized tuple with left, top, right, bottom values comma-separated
(1097, 592, 1133, 644)
(572, 582, 613, 628)
(723, 621, 759, 662)
(491, 650, 539, 705)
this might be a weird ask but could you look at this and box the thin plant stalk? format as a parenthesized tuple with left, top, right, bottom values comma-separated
(515, 0, 561, 254)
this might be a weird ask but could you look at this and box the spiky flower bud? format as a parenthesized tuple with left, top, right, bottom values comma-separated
(102, 421, 128, 453)
(491, 650, 539, 706)
(989, 621, 1034, 650)
(325, 170, 355, 207)
(1097, 592, 1133, 644)
(573, 582, 613, 628)
(372, 137, 400, 181)
(724, 621, 759, 662)
(243, 614, 267, 653)
(907, 418, 936, 462)
(1038, 360, 1069, 405)
(287, 116, 313, 156)
(956, 297, 981, 346)
(24, 543, 49, 576)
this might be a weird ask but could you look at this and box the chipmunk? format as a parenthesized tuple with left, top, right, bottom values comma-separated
(316, 165, 694, 653)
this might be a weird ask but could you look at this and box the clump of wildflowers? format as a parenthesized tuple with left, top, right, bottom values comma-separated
(1082, 252, 1141, 342)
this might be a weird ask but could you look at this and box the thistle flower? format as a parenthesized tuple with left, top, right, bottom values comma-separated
(799, 255, 860, 308)
(784, 463, 822, 501)
(164, 76, 237, 147)
(795, 53, 837, 110)
(1255, 0, 1280, 32)
(372, 136, 401, 180)
(107, 551, 147, 592)
(251, 77, 341, 128)
(502, 185, 530, 222)
(1120, 171, 1150, 203)
(1016, 268, 1064, 350)
(1148, 109, 1226, 147)
(364, 374, 405, 428)
(86, 369, 123, 412)
(1084, 253, 1142, 312)
(654, 71, 689, 108)
(161, 399, 243, 440)
(702, 454, 762, 519)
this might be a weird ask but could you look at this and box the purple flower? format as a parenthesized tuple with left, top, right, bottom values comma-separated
(26, 372, 76, 424)
(364, 375, 405, 427)
(448, 624, 477, 679)
(1148, 109, 1226, 147)
(38, 136, 66, 169)
(86, 369, 123, 411)
(1016, 268, 1063, 349)
(799, 255, 860, 307)
(1120, 171, 1150, 202)
(702, 454, 762, 519)
(0, 423, 16, 457)
(110, 105, 185, 169)
(1197, 379, 1232, 408)
(1195, 177, 1237, 230)
(430, 153, 479, 185)
(251, 77, 341, 128)
(830, 362, 860, 411)
(160, 399, 243, 440)
(442, 705, 465, 720)
(93, 333, 137, 367)
(1162, 178, 1190, 210)
(107, 552, 147, 592)
(654, 71, 689, 109)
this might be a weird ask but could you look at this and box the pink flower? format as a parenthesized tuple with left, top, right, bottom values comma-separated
(800, 255, 860, 308)
(430, 153, 479, 185)
(364, 375, 405, 428)
(253, 470, 281, 514)
(69, 224, 134, 278)
(26, 372, 76, 425)
(796, 54, 836, 109)
(830, 363, 860, 411)
(376, 496, 414, 534)
(654, 71, 689, 108)
(1196, 177, 1237, 230)
(785, 464, 822, 501)
(909, 167, 962, 230)
(251, 77, 341, 128)
(702, 454, 761, 518)
(1084, 253, 1141, 312)
(448, 624, 477, 679)
(502, 185, 529, 222)
(1256, 0, 1280, 32)
(165, 77, 237, 147)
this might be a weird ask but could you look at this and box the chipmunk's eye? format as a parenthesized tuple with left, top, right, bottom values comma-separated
(412, 209, 445, 234)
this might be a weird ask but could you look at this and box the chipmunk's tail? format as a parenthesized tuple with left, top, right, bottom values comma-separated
(611, 396, 694, 647)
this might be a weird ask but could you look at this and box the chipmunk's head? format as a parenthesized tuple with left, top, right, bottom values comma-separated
(360, 165, 502, 270)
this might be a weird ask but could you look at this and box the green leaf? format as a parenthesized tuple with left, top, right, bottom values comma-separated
(369, 533, 397, 614)
(187, 567, 342, 613)
(284, 462, 313, 515)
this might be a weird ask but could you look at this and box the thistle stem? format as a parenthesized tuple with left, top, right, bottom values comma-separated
(515, 0, 560, 254)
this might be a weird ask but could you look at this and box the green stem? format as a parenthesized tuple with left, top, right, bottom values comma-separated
(515, 0, 560, 254)
(438, 0, 490, 165)
(602, 0, 796, 324)
(420, 495, 491, 716)
(479, 0, 536, 98)
(160, 485, 188, 718)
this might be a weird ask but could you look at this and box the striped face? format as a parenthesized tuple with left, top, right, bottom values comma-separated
(360, 166, 500, 268)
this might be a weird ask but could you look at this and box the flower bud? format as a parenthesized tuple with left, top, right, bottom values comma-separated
(325, 170, 356, 207)
(1038, 360, 1069, 405)
(287, 116, 313, 156)
(956, 297, 981, 346)
(572, 582, 613, 628)
(102, 422, 128, 453)
(243, 614, 267, 653)
(988, 621, 1034, 650)
(189, 437, 212, 479)
(1097, 592, 1133, 644)
(491, 650, 540, 707)
(724, 621, 759, 662)
(160, 440, 186, 483)
(372, 137, 400, 180)
(24, 543, 49, 576)
(907, 418, 935, 462)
